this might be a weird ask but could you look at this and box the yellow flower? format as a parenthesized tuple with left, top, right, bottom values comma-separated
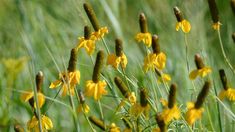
(85, 80, 107, 100)
(135, 32, 152, 47)
(129, 103, 150, 117)
(157, 73, 171, 84)
(27, 115, 53, 132)
(92, 27, 109, 40)
(212, 22, 221, 30)
(77, 36, 96, 55)
(49, 71, 80, 96)
(77, 103, 90, 114)
(109, 123, 121, 132)
(124, 128, 132, 132)
(21, 91, 45, 108)
(107, 53, 128, 69)
(159, 99, 180, 124)
(143, 52, 166, 72)
(189, 67, 212, 80)
(175, 19, 191, 33)
(218, 88, 235, 101)
(185, 102, 204, 126)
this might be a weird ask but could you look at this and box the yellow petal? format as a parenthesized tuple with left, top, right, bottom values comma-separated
(175, 22, 180, 31)
(226, 88, 235, 101)
(21, 91, 34, 102)
(107, 54, 119, 69)
(189, 70, 199, 80)
(181, 19, 191, 33)
(120, 53, 128, 69)
(49, 80, 62, 89)
(61, 84, 68, 96)
(34, 92, 45, 108)
(155, 52, 166, 70)
(218, 90, 227, 100)
(212, 22, 221, 30)
(41, 115, 53, 130)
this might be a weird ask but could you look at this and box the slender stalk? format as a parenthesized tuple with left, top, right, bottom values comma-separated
(98, 100, 106, 129)
(217, 29, 235, 74)
(121, 67, 131, 91)
(101, 38, 110, 54)
(184, 34, 190, 73)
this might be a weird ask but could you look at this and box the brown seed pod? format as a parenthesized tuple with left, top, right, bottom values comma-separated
(89, 116, 106, 130)
(78, 90, 86, 104)
(195, 54, 205, 69)
(140, 88, 148, 107)
(115, 38, 123, 57)
(152, 35, 160, 54)
(92, 50, 105, 83)
(36, 71, 43, 92)
(219, 69, 229, 90)
(67, 48, 78, 72)
(84, 26, 91, 40)
(232, 32, 235, 43)
(231, 0, 235, 14)
(114, 76, 129, 97)
(168, 83, 177, 109)
(139, 13, 148, 33)
(174, 7, 183, 22)
(195, 81, 211, 109)
(207, 0, 219, 23)
(156, 114, 166, 132)
(83, 3, 100, 31)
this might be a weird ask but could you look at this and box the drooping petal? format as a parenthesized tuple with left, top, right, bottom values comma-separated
(155, 52, 166, 70)
(120, 53, 128, 69)
(21, 91, 34, 102)
(107, 54, 119, 69)
(186, 102, 204, 125)
(34, 92, 45, 108)
(41, 115, 53, 130)
(61, 84, 68, 96)
(181, 19, 191, 33)
(135, 32, 152, 47)
(49, 80, 62, 89)
(175, 22, 181, 31)
(189, 70, 199, 80)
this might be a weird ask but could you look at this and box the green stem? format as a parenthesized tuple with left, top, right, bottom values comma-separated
(101, 38, 110, 54)
(184, 34, 190, 73)
(217, 30, 235, 75)
(98, 100, 106, 129)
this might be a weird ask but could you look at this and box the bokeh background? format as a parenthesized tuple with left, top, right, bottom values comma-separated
(0, 0, 235, 131)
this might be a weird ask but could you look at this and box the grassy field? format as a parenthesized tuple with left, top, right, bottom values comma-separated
(0, 0, 235, 131)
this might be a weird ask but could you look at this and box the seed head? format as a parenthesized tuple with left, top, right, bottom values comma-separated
(115, 38, 123, 57)
(139, 13, 148, 33)
(36, 71, 43, 92)
(67, 48, 78, 72)
(83, 3, 100, 31)
(156, 114, 166, 132)
(195, 81, 211, 109)
(84, 26, 91, 40)
(92, 50, 105, 83)
(231, 0, 235, 14)
(195, 54, 204, 69)
(89, 116, 106, 130)
(174, 7, 183, 22)
(207, 0, 219, 23)
(152, 35, 160, 54)
(78, 90, 86, 104)
(219, 69, 229, 90)
(168, 83, 177, 109)
(114, 76, 129, 97)
(232, 32, 235, 43)
(140, 88, 148, 107)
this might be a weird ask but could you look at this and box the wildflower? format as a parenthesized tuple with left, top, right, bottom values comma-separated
(207, 0, 221, 30)
(114, 76, 136, 105)
(218, 69, 235, 101)
(186, 81, 210, 125)
(21, 71, 45, 108)
(85, 51, 107, 100)
(49, 48, 80, 96)
(189, 54, 212, 80)
(159, 84, 180, 124)
(83, 3, 108, 40)
(109, 123, 121, 132)
(130, 88, 150, 118)
(173, 7, 191, 33)
(155, 69, 171, 84)
(27, 115, 53, 132)
(77, 26, 96, 55)
(143, 35, 166, 72)
(89, 116, 106, 130)
(107, 38, 128, 69)
(135, 13, 152, 47)
(77, 90, 90, 114)
(155, 114, 166, 132)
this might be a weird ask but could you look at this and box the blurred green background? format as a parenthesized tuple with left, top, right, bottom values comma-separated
(0, 0, 235, 131)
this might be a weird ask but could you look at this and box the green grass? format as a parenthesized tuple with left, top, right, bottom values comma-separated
(0, 0, 235, 131)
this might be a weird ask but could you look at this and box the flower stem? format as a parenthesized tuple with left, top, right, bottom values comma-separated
(184, 34, 190, 73)
(98, 99, 106, 129)
(101, 38, 110, 54)
(217, 29, 235, 75)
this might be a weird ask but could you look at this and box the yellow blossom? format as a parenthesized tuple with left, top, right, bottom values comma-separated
(27, 115, 53, 132)
(212, 22, 221, 30)
(135, 32, 152, 47)
(85, 80, 107, 100)
(21, 91, 45, 108)
(92, 27, 109, 40)
(159, 99, 180, 124)
(129, 103, 150, 117)
(189, 67, 212, 80)
(109, 123, 121, 132)
(175, 19, 191, 33)
(185, 102, 204, 126)
(157, 73, 171, 84)
(107, 53, 128, 69)
(49, 71, 80, 96)
(77, 36, 96, 55)
(77, 103, 90, 114)
(143, 52, 166, 72)
(218, 88, 235, 101)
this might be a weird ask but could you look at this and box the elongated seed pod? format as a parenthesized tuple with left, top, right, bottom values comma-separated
(168, 84, 177, 109)
(67, 48, 78, 72)
(139, 13, 148, 33)
(36, 71, 43, 92)
(174, 7, 183, 22)
(155, 69, 161, 77)
(232, 32, 235, 43)
(29, 98, 34, 109)
(152, 35, 160, 54)
(14, 124, 24, 132)
(219, 69, 228, 90)
(83, 3, 100, 31)
(231, 0, 235, 14)
(84, 26, 91, 40)
(207, 0, 219, 23)
(114, 76, 129, 97)
(140, 88, 148, 107)
(195, 54, 204, 69)
(89, 116, 106, 130)
(156, 114, 166, 132)
(115, 38, 123, 57)
(92, 50, 105, 83)
(78, 90, 86, 104)
(195, 81, 211, 109)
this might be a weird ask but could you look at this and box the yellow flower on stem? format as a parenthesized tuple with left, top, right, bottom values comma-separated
(27, 115, 53, 132)
(157, 73, 171, 84)
(109, 123, 121, 132)
(212, 22, 221, 30)
(107, 53, 127, 69)
(218, 69, 235, 101)
(186, 81, 210, 126)
(50, 48, 80, 96)
(143, 52, 166, 72)
(207, 0, 221, 30)
(85, 80, 107, 100)
(21, 91, 45, 108)
(189, 54, 212, 80)
(49, 71, 80, 96)
(174, 7, 191, 33)
(92, 27, 109, 40)
(77, 103, 90, 114)
(135, 32, 152, 47)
